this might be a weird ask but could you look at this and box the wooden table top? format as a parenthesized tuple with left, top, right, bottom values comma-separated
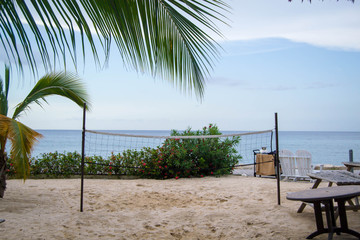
(287, 186, 360, 202)
(308, 171, 360, 185)
(342, 162, 360, 167)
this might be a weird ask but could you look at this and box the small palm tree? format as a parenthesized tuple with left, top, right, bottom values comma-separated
(0, 66, 90, 198)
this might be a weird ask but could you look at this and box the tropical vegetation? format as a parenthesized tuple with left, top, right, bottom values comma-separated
(136, 124, 241, 179)
(0, 66, 90, 197)
(0, 0, 229, 98)
(6, 124, 241, 179)
(0, 0, 230, 197)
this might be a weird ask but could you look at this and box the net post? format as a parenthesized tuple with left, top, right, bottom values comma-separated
(80, 102, 86, 212)
(275, 112, 281, 205)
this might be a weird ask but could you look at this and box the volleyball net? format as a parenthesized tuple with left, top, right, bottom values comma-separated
(83, 127, 274, 169)
(80, 120, 281, 212)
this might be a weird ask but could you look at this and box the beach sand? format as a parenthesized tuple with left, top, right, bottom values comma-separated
(0, 176, 359, 240)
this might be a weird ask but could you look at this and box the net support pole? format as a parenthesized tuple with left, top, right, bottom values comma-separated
(80, 102, 86, 212)
(275, 112, 281, 205)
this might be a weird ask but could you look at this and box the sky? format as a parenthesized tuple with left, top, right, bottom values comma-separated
(2, 0, 360, 132)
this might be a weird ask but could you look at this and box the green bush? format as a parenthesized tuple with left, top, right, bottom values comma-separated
(30, 151, 82, 176)
(137, 124, 242, 179)
(109, 150, 144, 175)
(5, 155, 16, 176)
(5, 124, 242, 179)
(84, 155, 110, 175)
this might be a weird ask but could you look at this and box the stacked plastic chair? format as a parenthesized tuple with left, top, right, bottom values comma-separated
(295, 150, 313, 180)
(279, 149, 296, 181)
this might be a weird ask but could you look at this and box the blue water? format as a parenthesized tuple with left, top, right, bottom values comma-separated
(278, 131, 359, 166)
(29, 130, 360, 166)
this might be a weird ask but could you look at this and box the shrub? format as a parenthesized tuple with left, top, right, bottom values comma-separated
(85, 155, 110, 175)
(5, 154, 16, 176)
(137, 124, 242, 179)
(109, 150, 145, 175)
(31, 151, 82, 177)
(5, 124, 242, 179)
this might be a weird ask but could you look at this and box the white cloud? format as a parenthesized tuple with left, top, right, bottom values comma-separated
(215, 0, 360, 51)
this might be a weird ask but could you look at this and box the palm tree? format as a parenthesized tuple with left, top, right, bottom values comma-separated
(0, 0, 229, 98)
(0, 1, 228, 198)
(0, 66, 90, 197)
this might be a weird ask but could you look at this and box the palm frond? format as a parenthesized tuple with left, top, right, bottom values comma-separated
(0, 114, 42, 180)
(0, 0, 99, 73)
(12, 72, 90, 119)
(81, 0, 230, 98)
(0, 66, 9, 116)
(0, 0, 229, 98)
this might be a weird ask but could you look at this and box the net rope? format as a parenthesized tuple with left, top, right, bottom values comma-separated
(84, 129, 273, 164)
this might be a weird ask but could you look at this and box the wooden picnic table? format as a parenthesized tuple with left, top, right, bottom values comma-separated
(287, 186, 360, 239)
(297, 170, 360, 213)
(342, 162, 360, 172)
(308, 170, 360, 186)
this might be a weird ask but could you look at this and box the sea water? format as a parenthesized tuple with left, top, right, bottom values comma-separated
(27, 130, 360, 166)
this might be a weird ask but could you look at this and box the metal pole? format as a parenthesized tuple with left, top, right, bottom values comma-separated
(275, 113, 281, 205)
(349, 149, 353, 173)
(80, 103, 86, 212)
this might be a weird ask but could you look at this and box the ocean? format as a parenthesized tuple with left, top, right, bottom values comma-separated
(26, 130, 360, 167)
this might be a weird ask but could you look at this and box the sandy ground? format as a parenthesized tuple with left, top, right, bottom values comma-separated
(0, 176, 359, 240)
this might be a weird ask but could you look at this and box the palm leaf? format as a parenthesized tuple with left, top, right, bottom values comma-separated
(0, 114, 42, 180)
(0, 0, 229, 97)
(0, 66, 9, 116)
(12, 72, 90, 120)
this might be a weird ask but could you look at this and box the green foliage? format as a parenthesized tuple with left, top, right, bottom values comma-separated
(110, 150, 145, 175)
(5, 124, 242, 179)
(6, 151, 142, 178)
(12, 72, 90, 119)
(0, 115, 43, 180)
(138, 124, 241, 179)
(85, 155, 111, 175)
(32, 152, 82, 177)
(1, 1, 229, 98)
(0, 65, 90, 181)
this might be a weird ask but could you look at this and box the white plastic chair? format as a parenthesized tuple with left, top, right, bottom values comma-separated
(279, 149, 296, 181)
(295, 150, 313, 180)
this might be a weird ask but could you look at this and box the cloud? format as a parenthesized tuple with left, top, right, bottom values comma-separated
(214, 0, 360, 51)
(207, 76, 297, 91)
(207, 76, 247, 87)
(220, 38, 296, 57)
(304, 81, 337, 90)
(208, 75, 338, 92)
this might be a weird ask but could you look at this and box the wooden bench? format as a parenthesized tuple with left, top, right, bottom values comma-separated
(342, 162, 360, 173)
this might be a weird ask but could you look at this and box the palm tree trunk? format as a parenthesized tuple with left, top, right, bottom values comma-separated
(0, 152, 6, 198)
